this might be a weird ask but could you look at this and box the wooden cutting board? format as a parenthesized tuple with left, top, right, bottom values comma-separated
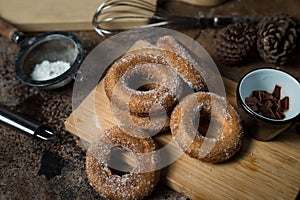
(0, 0, 225, 31)
(64, 76, 300, 199)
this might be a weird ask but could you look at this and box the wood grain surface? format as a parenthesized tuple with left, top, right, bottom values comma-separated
(64, 77, 300, 199)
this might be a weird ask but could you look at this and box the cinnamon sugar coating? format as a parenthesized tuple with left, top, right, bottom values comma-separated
(170, 92, 243, 163)
(86, 126, 160, 200)
(104, 48, 208, 117)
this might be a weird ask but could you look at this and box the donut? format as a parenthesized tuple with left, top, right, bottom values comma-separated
(130, 114, 170, 134)
(156, 36, 210, 91)
(86, 126, 160, 200)
(105, 54, 182, 117)
(104, 48, 207, 117)
(115, 113, 170, 136)
(170, 92, 243, 163)
(110, 87, 171, 135)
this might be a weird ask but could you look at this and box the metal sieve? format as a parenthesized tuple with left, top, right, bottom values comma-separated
(0, 18, 84, 89)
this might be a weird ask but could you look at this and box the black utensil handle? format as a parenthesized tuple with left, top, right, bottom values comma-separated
(212, 17, 261, 27)
(0, 18, 25, 44)
(196, 16, 261, 29)
(0, 105, 55, 140)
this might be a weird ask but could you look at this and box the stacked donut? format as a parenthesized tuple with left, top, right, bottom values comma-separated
(86, 36, 243, 199)
(105, 47, 208, 134)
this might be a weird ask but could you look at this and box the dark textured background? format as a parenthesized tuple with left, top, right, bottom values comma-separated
(1, 0, 299, 199)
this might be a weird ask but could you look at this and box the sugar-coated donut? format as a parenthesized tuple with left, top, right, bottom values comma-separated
(156, 36, 210, 92)
(129, 113, 170, 135)
(110, 94, 171, 135)
(110, 108, 171, 137)
(104, 48, 207, 117)
(105, 54, 182, 117)
(170, 92, 243, 163)
(86, 126, 160, 200)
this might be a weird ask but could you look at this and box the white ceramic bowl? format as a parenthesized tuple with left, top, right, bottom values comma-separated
(237, 68, 300, 141)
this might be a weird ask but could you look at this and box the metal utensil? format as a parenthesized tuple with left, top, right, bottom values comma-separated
(92, 0, 260, 37)
(0, 105, 55, 140)
(0, 18, 84, 89)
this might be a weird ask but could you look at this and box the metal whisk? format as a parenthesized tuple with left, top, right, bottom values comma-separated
(92, 0, 260, 37)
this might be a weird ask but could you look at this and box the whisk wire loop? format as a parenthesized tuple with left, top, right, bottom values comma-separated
(93, 0, 260, 37)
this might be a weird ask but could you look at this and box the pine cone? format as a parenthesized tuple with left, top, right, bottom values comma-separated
(215, 22, 257, 65)
(257, 13, 298, 65)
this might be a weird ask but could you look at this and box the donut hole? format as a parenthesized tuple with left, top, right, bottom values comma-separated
(108, 146, 137, 177)
(125, 71, 158, 92)
(195, 108, 223, 139)
(137, 83, 159, 92)
(197, 110, 211, 137)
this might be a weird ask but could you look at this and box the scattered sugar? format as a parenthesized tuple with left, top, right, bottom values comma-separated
(31, 60, 70, 81)
(93, 115, 101, 129)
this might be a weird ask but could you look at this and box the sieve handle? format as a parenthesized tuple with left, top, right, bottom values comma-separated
(0, 18, 25, 44)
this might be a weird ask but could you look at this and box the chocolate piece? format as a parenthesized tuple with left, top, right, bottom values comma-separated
(280, 112, 286, 119)
(244, 84, 289, 120)
(265, 109, 276, 119)
(262, 92, 277, 101)
(261, 100, 273, 114)
(275, 111, 285, 119)
(252, 90, 263, 102)
(281, 96, 289, 111)
(272, 85, 281, 100)
(245, 97, 258, 106)
(249, 104, 259, 112)
(273, 100, 281, 112)
(257, 100, 263, 107)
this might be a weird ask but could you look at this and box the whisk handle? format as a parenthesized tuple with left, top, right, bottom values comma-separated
(210, 17, 261, 27)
